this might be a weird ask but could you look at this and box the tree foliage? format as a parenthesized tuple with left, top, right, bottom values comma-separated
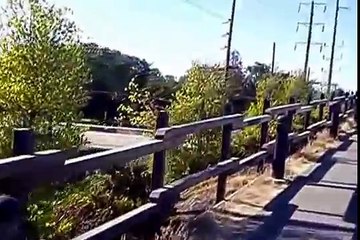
(166, 63, 227, 180)
(231, 72, 312, 156)
(117, 78, 157, 128)
(169, 63, 226, 124)
(0, 0, 90, 155)
(81, 43, 181, 121)
(84, 43, 152, 92)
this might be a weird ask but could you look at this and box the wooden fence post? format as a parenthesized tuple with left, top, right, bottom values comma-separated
(216, 102, 233, 203)
(288, 97, 296, 132)
(0, 195, 29, 239)
(304, 93, 312, 130)
(12, 128, 35, 156)
(287, 97, 295, 153)
(318, 93, 325, 121)
(151, 110, 169, 191)
(349, 91, 354, 110)
(330, 101, 341, 138)
(10, 128, 34, 204)
(327, 91, 335, 121)
(258, 97, 270, 172)
(4, 128, 37, 239)
(260, 97, 270, 147)
(273, 115, 289, 179)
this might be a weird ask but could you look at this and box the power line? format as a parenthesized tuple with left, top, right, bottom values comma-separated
(180, 0, 226, 20)
(180, 0, 237, 84)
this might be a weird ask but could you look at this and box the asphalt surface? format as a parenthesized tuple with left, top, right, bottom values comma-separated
(83, 131, 151, 149)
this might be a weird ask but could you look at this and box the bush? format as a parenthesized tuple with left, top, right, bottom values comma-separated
(28, 162, 151, 239)
(118, 63, 227, 181)
(231, 72, 312, 156)
(0, 0, 90, 157)
(166, 63, 226, 181)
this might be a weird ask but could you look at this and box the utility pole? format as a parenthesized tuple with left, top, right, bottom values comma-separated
(271, 42, 276, 74)
(224, 0, 237, 82)
(295, 1, 327, 80)
(307, 67, 311, 81)
(326, 0, 349, 96)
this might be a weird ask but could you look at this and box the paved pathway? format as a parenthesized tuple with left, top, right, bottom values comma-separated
(242, 134, 358, 240)
(83, 131, 151, 149)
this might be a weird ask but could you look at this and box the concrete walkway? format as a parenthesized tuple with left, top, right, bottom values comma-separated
(243, 134, 357, 240)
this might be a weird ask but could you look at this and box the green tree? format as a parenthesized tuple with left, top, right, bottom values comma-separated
(163, 63, 227, 180)
(0, 0, 90, 156)
(117, 78, 157, 128)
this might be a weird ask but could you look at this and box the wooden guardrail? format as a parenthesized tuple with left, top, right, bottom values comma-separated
(0, 91, 357, 240)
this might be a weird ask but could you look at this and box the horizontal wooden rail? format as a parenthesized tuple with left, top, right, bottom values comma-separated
(0, 149, 70, 179)
(65, 140, 165, 175)
(346, 109, 354, 114)
(236, 115, 272, 129)
(167, 151, 268, 193)
(261, 132, 297, 153)
(292, 130, 311, 143)
(307, 120, 328, 131)
(72, 203, 158, 240)
(156, 114, 244, 140)
(296, 105, 314, 114)
(265, 103, 302, 116)
(333, 96, 346, 101)
(310, 99, 328, 106)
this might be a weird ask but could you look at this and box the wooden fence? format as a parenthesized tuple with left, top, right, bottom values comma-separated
(0, 91, 357, 240)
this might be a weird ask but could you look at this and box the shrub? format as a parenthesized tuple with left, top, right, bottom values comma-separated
(0, 0, 90, 157)
(28, 162, 151, 239)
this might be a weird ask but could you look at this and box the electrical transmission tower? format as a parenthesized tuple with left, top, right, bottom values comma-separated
(294, 1, 327, 79)
(326, 0, 350, 96)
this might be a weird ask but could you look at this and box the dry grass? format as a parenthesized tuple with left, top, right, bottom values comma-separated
(286, 129, 338, 178)
(216, 167, 288, 217)
(159, 167, 262, 239)
(176, 166, 261, 213)
(340, 117, 356, 133)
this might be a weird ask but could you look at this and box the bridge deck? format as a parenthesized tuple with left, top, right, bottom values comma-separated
(238, 134, 357, 240)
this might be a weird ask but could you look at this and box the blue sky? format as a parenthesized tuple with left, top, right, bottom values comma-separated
(0, 0, 357, 91)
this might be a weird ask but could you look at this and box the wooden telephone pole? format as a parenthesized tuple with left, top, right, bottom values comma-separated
(326, 0, 349, 96)
(271, 42, 276, 74)
(295, 1, 327, 80)
(224, 0, 237, 81)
